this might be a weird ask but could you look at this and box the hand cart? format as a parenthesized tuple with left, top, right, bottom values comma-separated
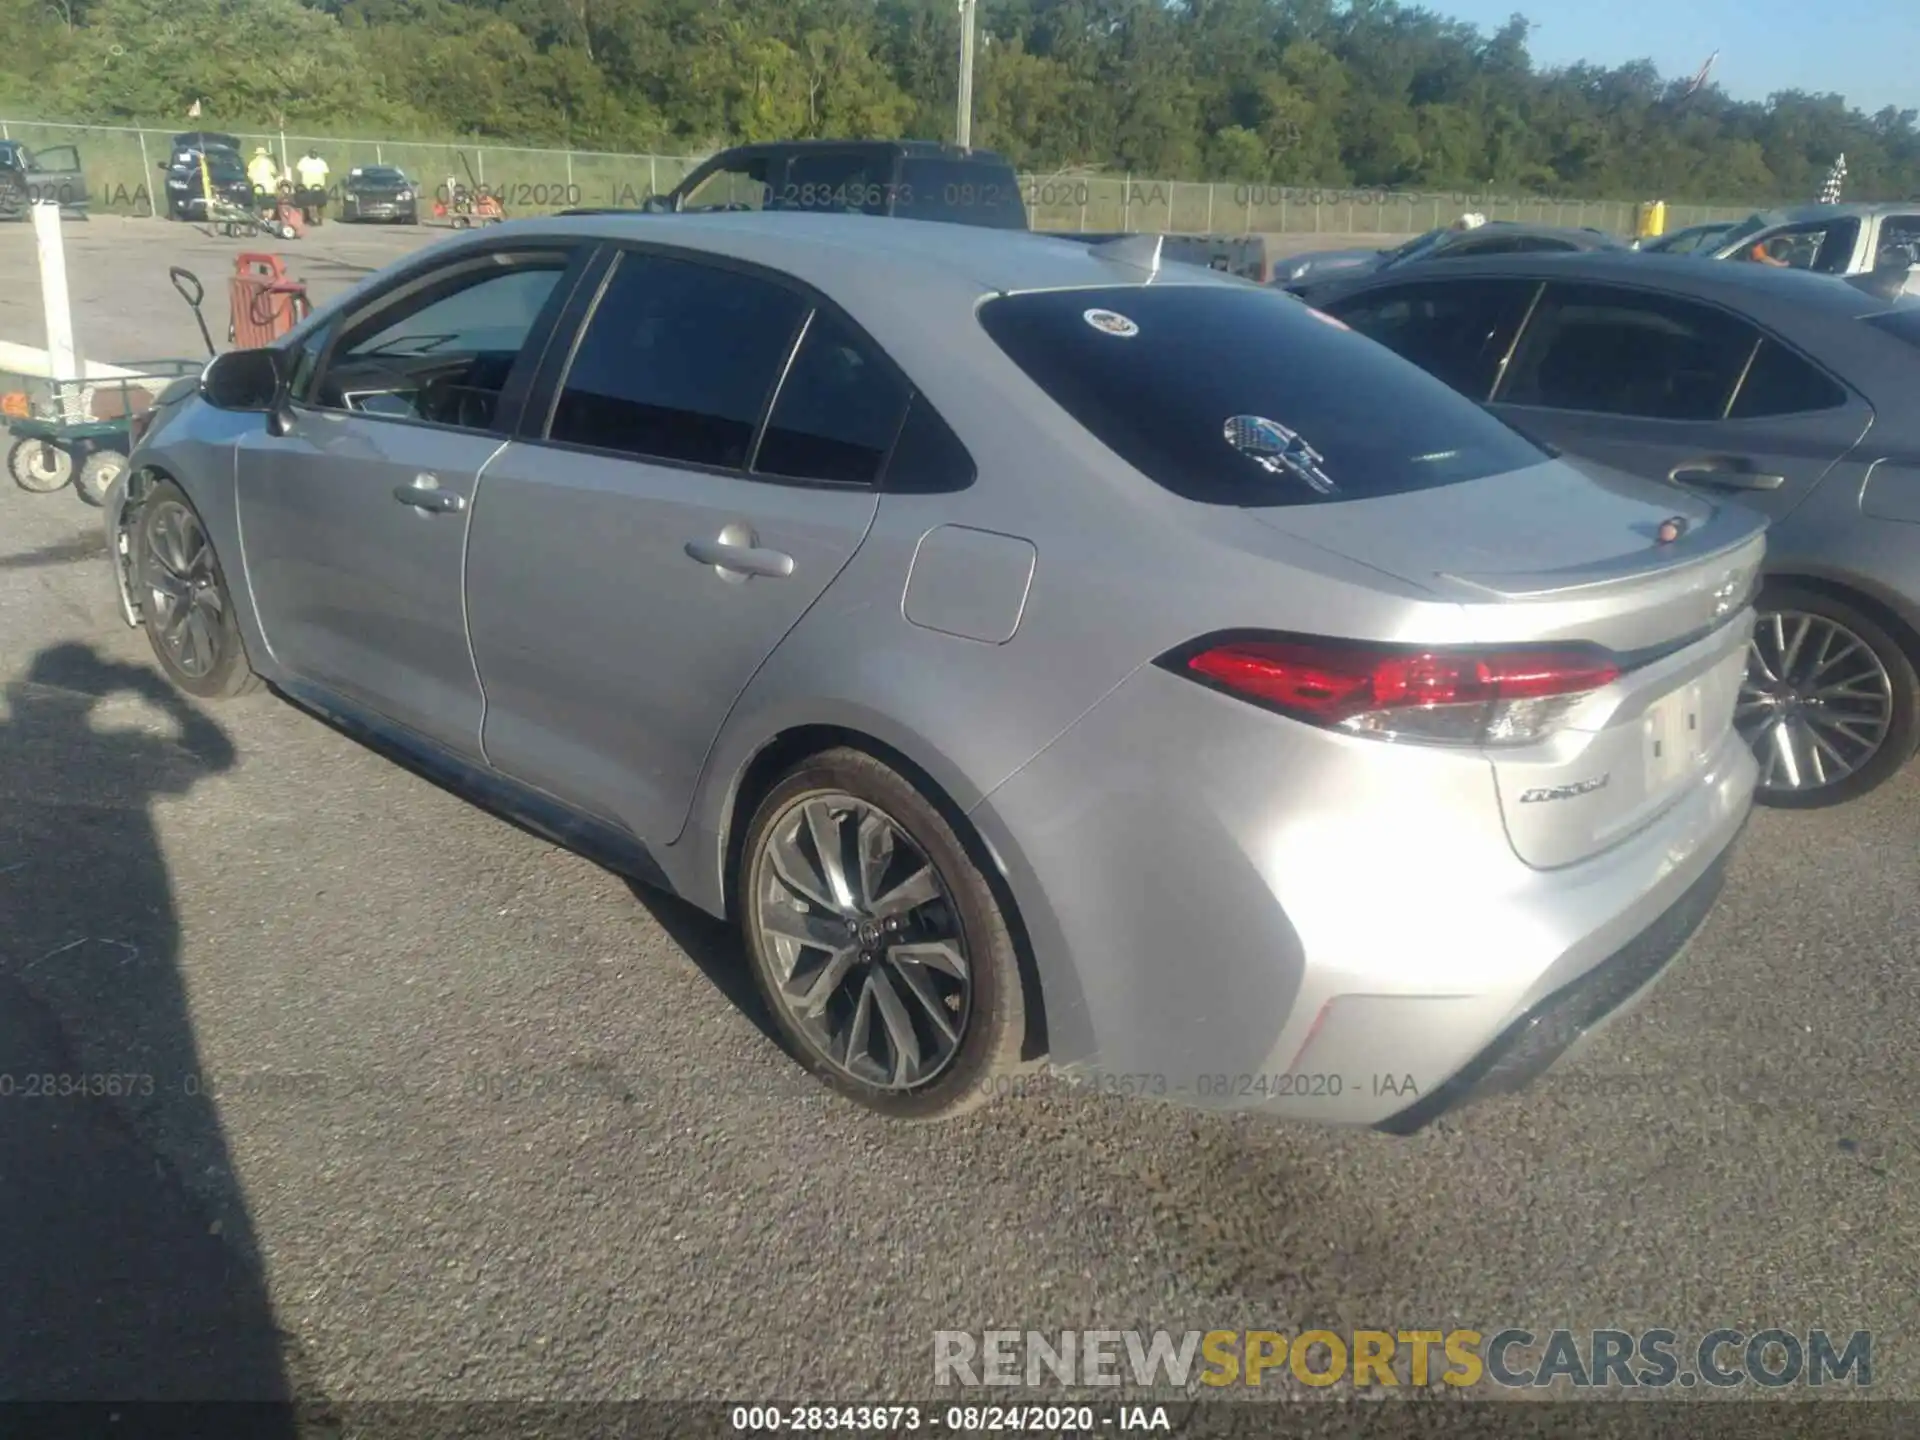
(201, 187, 300, 241)
(432, 183, 505, 228)
(3, 358, 205, 507)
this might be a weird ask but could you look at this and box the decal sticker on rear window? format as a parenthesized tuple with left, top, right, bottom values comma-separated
(1223, 415, 1337, 494)
(1083, 308, 1140, 337)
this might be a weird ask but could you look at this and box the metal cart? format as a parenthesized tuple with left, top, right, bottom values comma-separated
(3, 358, 204, 507)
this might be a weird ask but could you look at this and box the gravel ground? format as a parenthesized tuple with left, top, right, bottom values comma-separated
(0, 215, 1915, 1423)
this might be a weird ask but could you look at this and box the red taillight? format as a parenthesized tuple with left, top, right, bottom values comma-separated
(1177, 638, 1621, 745)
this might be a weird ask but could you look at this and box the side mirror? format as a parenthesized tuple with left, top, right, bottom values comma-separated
(199, 347, 284, 413)
(642, 193, 674, 214)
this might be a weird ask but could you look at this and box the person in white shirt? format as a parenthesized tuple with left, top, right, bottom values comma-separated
(293, 149, 330, 224)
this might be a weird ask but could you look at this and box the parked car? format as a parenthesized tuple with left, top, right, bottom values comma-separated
(1274, 221, 1626, 291)
(641, 140, 1029, 230)
(104, 214, 1760, 1129)
(0, 139, 89, 220)
(171, 131, 243, 156)
(339, 165, 420, 224)
(162, 141, 253, 221)
(1635, 221, 1739, 255)
(1301, 250, 1920, 807)
(1708, 203, 1920, 277)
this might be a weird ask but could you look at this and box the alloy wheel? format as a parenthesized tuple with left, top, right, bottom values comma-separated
(1737, 610, 1895, 796)
(143, 499, 227, 680)
(750, 793, 972, 1091)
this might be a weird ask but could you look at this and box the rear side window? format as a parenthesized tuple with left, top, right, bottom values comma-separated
(978, 286, 1546, 507)
(898, 160, 1027, 229)
(754, 310, 910, 485)
(1496, 283, 1758, 420)
(548, 251, 808, 469)
(881, 394, 976, 493)
(1728, 340, 1849, 418)
(1324, 279, 1538, 401)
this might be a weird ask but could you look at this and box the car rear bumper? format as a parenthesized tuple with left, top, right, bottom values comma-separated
(970, 662, 1756, 1126)
(1371, 815, 1743, 1133)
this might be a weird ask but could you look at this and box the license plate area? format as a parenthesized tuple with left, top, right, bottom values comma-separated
(1644, 648, 1742, 789)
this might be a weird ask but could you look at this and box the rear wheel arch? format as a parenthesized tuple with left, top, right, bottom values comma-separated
(1764, 571, 1920, 681)
(1747, 572, 1920, 806)
(720, 723, 1050, 1063)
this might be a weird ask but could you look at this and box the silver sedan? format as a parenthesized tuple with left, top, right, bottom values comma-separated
(106, 213, 1761, 1129)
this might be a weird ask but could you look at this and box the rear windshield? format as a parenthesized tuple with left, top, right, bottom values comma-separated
(1379, 228, 1448, 264)
(1866, 305, 1920, 348)
(977, 286, 1547, 506)
(899, 160, 1027, 229)
(356, 168, 408, 184)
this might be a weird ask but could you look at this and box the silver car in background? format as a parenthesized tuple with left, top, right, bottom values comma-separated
(1710, 202, 1920, 276)
(107, 213, 1762, 1130)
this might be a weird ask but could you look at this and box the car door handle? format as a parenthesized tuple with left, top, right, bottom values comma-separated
(1669, 463, 1785, 492)
(683, 526, 794, 579)
(684, 534, 794, 579)
(392, 476, 466, 513)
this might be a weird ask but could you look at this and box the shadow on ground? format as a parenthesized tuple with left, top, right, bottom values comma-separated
(627, 881, 782, 1048)
(0, 641, 308, 1415)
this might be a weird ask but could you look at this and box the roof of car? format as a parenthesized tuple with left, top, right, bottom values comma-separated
(1739, 202, 1920, 227)
(476, 211, 1252, 301)
(1305, 246, 1896, 319)
(1444, 222, 1624, 247)
(698, 139, 1013, 165)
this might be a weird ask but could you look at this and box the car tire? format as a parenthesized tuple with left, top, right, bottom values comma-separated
(133, 479, 262, 700)
(9, 436, 72, 492)
(1742, 583, 1919, 809)
(737, 746, 1027, 1122)
(72, 449, 124, 508)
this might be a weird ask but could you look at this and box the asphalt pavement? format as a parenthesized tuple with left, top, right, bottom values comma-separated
(0, 215, 1916, 1417)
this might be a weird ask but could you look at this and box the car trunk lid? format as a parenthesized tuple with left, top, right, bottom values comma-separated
(1244, 459, 1766, 867)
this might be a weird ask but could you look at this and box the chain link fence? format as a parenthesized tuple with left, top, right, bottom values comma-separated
(0, 119, 1759, 237)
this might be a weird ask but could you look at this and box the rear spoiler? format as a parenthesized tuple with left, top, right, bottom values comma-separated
(1440, 503, 1768, 601)
(1054, 231, 1274, 283)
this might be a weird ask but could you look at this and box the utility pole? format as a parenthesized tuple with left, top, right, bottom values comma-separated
(955, 0, 977, 150)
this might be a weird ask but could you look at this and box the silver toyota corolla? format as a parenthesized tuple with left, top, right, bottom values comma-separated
(106, 212, 1763, 1130)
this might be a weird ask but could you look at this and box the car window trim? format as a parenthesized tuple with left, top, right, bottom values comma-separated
(1489, 280, 1546, 402)
(1720, 335, 1766, 420)
(745, 308, 814, 474)
(1480, 275, 1862, 420)
(300, 241, 594, 441)
(521, 236, 922, 492)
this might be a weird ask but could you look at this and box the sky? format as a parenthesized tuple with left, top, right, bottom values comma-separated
(1437, 0, 1919, 116)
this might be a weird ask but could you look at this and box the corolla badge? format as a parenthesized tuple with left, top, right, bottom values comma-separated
(1223, 415, 1337, 495)
(1519, 774, 1611, 804)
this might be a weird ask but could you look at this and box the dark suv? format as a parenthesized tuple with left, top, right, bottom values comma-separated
(649, 140, 1029, 230)
(161, 139, 254, 220)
